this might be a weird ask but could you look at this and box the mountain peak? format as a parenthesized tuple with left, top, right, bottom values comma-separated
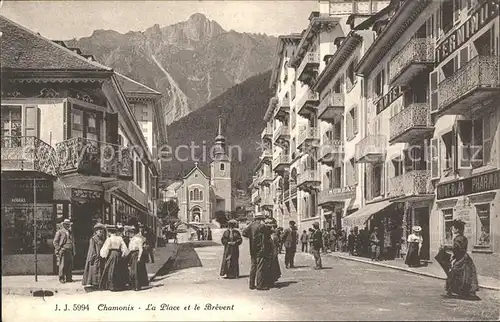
(188, 13, 209, 23)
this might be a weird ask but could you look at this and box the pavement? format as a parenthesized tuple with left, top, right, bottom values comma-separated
(325, 251, 500, 291)
(2, 240, 500, 321)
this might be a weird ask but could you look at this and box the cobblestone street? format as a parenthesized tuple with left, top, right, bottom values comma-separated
(3, 241, 499, 321)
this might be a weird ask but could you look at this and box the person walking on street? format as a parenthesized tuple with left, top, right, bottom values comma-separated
(347, 229, 355, 255)
(322, 229, 330, 253)
(145, 228, 155, 264)
(242, 212, 271, 291)
(53, 219, 75, 283)
(282, 221, 298, 268)
(82, 223, 106, 289)
(370, 227, 381, 261)
(300, 230, 308, 253)
(311, 222, 323, 270)
(329, 227, 337, 252)
(128, 225, 149, 291)
(99, 224, 129, 291)
(220, 220, 243, 279)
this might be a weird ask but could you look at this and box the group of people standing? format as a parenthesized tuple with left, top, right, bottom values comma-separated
(197, 226, 213, 241)
(52, 218, 152, 292)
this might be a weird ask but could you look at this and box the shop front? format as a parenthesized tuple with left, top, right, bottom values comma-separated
(432, 170, 500, 278)
(1, 174, 57, 275)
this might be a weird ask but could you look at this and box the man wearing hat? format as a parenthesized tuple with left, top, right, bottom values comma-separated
(369, 227, 381, 261)
(310, 222, 323, 269)
(242, 212, 271, 290)
(282, 220, 298, 269)
(53, 219, 75, 283)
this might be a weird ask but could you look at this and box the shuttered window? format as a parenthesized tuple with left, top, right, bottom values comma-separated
(430, 138, 440, 179)
(429, 70, 439, 113)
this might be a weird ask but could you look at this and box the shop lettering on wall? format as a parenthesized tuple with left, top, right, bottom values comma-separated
(436, 0, 500, 64)
(437, 170, 500, 200)
(2, 179, 53, 203)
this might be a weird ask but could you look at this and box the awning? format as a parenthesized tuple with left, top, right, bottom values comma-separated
(342, 200, 391, 227)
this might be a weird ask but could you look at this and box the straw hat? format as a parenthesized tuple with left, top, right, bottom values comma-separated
(93, 223, 106, 231)
(254, 212, 266, 220)
(62, 219, 72, 225)
(412, 226, 422, 232)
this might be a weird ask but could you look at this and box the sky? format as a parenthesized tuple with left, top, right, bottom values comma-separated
(0, 0, 318, 40)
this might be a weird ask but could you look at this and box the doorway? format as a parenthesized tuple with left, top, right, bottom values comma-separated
(414, 207, 430, 260)
(71, 202, 102, 270)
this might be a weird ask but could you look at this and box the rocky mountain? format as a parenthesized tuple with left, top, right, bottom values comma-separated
(65, 13, 277, 124)
(163, 71, 273, 190)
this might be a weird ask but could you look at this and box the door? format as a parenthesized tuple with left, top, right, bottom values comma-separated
(415, 207, 430, 260)
(71, 202, 102, 270)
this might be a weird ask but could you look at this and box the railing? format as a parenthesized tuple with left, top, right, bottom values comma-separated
(259, 172, 273, 184)
(273, 124, 289, 141)
(297, 90, 320, 112)
(261, 149, 272, 159)
(297, 51, 320, 80)
(389, 103, 431, 142)
(280, 95, 290, 108)
(1, 136, 58, 176)
(261, 195, 273, 206)
(262, 124, 273, 138)
(318, 93, 344, 115)
(318, 139, 344, 160)
(438, 55, 499, 111)
(298, 127, 320, 147)
(355, 134, 386, 162)
(251, 190, 260, 203)
(290, 184, 297, 197)
(273, 154, 290, 168)
(389, 170, 432, 198)
(55, 137, 133, 179)
(389, 38, 434, 83)
(297, 169, 320, 186)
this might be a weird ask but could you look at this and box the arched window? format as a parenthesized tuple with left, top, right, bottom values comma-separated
(192, 207, 201, 222)
(190, 190, 194, 200)
(190, 187, 203, 201)
(194, 188, 200, 200)
(220, 163, 225, 171)
(199, 190, 203, 200)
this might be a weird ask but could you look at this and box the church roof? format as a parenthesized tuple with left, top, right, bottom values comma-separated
(166, 181, 183, 192)
(0, 15, 111, 72)
(183, 163, 209, 179)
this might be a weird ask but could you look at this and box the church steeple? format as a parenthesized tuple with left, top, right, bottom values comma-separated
(213, 115, 228, 160)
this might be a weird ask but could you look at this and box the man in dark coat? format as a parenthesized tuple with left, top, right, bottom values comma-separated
(311, 222, 323, 269)
(53, 219, 75, 283)
(282, 220, 298, 268)
(242, 212, 270, 290)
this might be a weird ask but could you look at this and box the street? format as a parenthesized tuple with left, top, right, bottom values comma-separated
(2, 239, 500, 322)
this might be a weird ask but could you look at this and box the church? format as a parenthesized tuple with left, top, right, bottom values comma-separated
(165, 117, 233, 224)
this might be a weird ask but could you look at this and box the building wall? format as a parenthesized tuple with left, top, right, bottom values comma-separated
(210, 159, 232, 213)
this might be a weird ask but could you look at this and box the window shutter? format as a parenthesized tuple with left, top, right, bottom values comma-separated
(483, 112, 494, 164)
(430, 138, 440, 179)
(457, 120, 472, 169)
(63, 101, 72, 140)
(353, 106, 358, 134)
(105, 112, 119, 145)
(23, 106, 39, 138)
(429, 70, 439, 113)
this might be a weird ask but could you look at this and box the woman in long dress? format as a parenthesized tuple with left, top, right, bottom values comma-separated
(219, 220, 242, 279)
(82, 223, 106, 289)
(99, 225, 129, 291)
(265, 219, 281, 287)
(405, 226, 423, 267)
(128, 226, 149, 291)
(442, 219, 479, 298)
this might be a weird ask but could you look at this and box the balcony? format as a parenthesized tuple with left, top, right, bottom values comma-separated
(297, 90, 320, 116)
(438, 55, 500, 115)
(56, 137, 134, 180)
(297, 169, 320, 190)
(261, 124, 273, 140)
(318, 93, 344, 121)
(286, 183, 298, 200)
(318, 139, 344, 164)
(297, 51, 320, 83)
(297, 127, 320, 151)
(319, 185, 356, 206)
(389, 38, 434, 86)
(261, 195, 274, 208)
(355, 134, 386, 163)
(261, 149, 272, 161)
(258, 172, 273, 186)
(389, 103, 433, 144)
(251, 190, 261, 203)
(274, 96, 290, 120)
(1, 136, 58, 177)
(389, 170, 434, 202)
(273, 124, 290, 146)
(273, 154, 290, 172)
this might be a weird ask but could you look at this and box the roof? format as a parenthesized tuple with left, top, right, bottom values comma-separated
(183, 163, 209, 180)
(115, 73, 162, 96)
(269, 34, 302, 89)
(0, 15, 111, 71)
(166, 181, 183, 192)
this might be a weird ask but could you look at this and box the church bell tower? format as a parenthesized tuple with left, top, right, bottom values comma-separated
(210, 115, 232, 213)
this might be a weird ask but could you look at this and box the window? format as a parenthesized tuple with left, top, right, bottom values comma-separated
(310, 191, 317, 217)
(443, 208, 454, 245)
(441, 0, 454, 33)
(72, 108, 84, 137)
(350, 158, 357, 186)
(70, 106, 101, 140)
(457, 118, 487, 169)
(334, 76, 344, 93)
(220, 163, 225, 171)
(373, 70, 385, 98)
(474, 27, 496, 56)
(350, 106, 358, 136)
(441, 131, 454, 174)
(1, 106, 22, 146)
(392, 157, 403, 177)
(333, 166, 342, 189)
(372, 164, 383, 198)
(475, 204, 490, 247)
(135, 159, 143, 189)
(346, 59, 357, 91)
(190, 188, 203, 201)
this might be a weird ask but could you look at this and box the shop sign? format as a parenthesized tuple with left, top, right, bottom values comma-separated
(1, 178, 53, 203)
(437, 170, 500, 200)
(436, 0, 499, 64)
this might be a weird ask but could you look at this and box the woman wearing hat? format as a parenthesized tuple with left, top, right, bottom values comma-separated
(128, 225, 149, 291)
(220, 219, 243, 279)
(405, 226, 423, 267)
(441, 220, 479, 298)
(99, 224, 129, 291)
(82, 223, 107, 289)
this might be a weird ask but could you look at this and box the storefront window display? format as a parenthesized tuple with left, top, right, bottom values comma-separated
(443, 209, 454, 245)
(1, 204, 55, 254)
(475, 204, 490, 247)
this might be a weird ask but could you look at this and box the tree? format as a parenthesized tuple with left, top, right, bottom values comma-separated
(158, 199, 180, 219)
(215, 211, 229, 227)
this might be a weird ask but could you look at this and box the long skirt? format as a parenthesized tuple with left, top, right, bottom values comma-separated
(129, 251, 149, 290)
(405, 242, 420, 267)
(219, 246, 239, 278)
(446, 253, 479, 297)
(99, 250, 128, 291)
(267, 255, 281, 286)
(82, 257, 104, 287)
